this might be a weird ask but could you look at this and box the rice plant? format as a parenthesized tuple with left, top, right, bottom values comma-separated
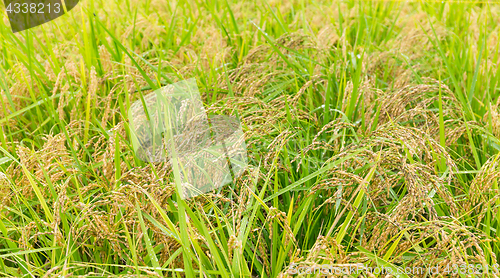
(0, 0, 499, 277)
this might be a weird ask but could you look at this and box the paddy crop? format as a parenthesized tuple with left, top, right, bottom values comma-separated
(0, 0, 499, 277)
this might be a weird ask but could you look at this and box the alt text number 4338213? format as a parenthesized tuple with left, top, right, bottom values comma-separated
(6, 2, 61, 14)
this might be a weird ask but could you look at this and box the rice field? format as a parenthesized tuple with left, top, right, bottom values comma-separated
(1, 0, 500, 277)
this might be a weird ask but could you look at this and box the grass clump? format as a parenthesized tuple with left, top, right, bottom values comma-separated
(1, 0, 500, 277)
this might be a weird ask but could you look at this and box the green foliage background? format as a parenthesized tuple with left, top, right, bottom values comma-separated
(0, 0, 499, 277)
